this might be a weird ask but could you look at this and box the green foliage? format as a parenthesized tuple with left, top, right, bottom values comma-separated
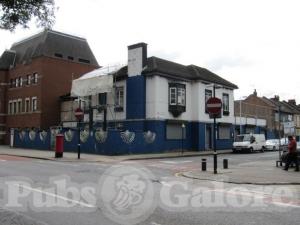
(0, 0, 56, 31)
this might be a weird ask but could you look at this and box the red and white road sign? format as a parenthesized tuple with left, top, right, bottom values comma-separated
(206, 97, 222, 115)
(74, 107, 84, 121)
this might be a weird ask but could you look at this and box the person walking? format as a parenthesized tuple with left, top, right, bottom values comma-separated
(284, 135, 299, 171)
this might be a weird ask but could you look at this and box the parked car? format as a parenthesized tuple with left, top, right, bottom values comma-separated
(232, 134, 266, 153)
(264, 139, 280, 151)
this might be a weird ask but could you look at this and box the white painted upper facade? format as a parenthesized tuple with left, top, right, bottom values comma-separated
(146, 75, 235, 123)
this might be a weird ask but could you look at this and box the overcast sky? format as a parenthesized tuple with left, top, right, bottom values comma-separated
(1, 0, 299, 103)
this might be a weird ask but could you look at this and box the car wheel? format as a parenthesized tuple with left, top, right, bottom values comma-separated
(261, 147, 265, 153)
(250, 147, 254, 153)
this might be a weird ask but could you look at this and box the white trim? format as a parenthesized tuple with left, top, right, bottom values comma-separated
(169, 87, 177, 105)
(25, 97, 30, 113)
(31, 97, 37, 112)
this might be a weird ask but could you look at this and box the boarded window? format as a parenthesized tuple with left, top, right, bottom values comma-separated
(166, 122, 186, 139)
(219, 125, 231, 139)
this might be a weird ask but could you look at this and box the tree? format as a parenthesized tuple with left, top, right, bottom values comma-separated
(0, 0, 56, 31)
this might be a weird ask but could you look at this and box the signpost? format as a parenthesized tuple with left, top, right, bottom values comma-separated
(75, 107, 84, 159)
(206, 96, 222, 174)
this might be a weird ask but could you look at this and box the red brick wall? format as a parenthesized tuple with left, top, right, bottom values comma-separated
(4, 56, 98, 138)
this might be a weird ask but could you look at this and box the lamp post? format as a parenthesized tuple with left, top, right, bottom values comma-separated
(181, 123, 186, 155)
(278, 105, 281, 160)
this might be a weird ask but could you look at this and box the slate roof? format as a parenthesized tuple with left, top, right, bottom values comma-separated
(9, 29, 99, 66)
(0, 50, 16, 70)
(115, 56, 238, 89)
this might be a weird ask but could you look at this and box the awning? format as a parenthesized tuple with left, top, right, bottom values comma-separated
(71, 68, 114, 97)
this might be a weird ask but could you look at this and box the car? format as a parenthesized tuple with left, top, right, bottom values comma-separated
(265, 139, 280, 151)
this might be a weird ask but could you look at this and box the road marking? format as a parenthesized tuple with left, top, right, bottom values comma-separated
(159, 160, 193, 165)
(0, 159, 6, 162)
(17, 184, 97, 208)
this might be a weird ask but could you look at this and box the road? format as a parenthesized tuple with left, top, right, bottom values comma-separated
(0, 151, 299, 225)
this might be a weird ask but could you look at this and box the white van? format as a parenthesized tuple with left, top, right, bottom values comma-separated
(232, 134, 266, 153)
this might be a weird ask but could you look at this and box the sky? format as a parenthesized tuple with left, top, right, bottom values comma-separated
(1, 0, 300, 103)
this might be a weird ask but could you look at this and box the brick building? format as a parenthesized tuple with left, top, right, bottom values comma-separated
(0, 30, 99, 143)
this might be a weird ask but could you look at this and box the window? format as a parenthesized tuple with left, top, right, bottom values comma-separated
(169, 87, 177, 105)
(19, 77, 23, 87)
(17, 99, 22, 113)
(222, 93, 229, 115)
(115, 87, 124, 111)
(25, 98, 30, 113)
(10, 79, 14, 88)
(177, 88, 186, 106)
(205, 89, 212, 113)
(54, 53, 63, 58)
(33, 73, 38, 84)
(15, 78, 19, 87)
(166, 122, 186, 140)
(13, 101, 17, 114)
(219, 125, 231, 139)
(27, 75, 31, 85)
(32, 97, 37, 112)
(98, 93, 107, 106)
(78, 58, 90, 64)
(8, 101, 12, 114)
(168, 83, 186, 117)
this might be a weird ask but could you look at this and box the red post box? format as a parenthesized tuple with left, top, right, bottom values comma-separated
(55, 134, 64, 158)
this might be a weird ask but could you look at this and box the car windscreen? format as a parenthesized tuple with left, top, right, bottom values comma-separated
(235, 135, 250, 142)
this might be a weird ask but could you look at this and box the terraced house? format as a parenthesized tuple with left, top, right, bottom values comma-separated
(0, 30, 99, 144)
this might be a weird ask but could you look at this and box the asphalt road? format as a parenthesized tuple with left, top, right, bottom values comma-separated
(0, 151, 299, 225)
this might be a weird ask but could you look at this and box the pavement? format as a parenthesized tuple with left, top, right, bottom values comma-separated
(181, 159, 300, 185)
(0, 145, 232, 162)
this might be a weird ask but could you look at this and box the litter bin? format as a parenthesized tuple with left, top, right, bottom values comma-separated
(55, 134, 64, 158)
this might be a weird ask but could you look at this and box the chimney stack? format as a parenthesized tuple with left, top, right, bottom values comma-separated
(288, 99, 296, 105)
(253, 89, 257, 96)
(127, 43, 147, 77)
(271, 95, 280, 101)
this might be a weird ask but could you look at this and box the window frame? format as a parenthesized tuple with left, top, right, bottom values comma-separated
(33, 73, 38, 84)
(205, 89, 212, 113)
(222, 93, 230, 115)
(17, 98, 22, 113)
(115, 86, 124, 112)
(32, 97, 37, 112)
(25, 98, 30, 113)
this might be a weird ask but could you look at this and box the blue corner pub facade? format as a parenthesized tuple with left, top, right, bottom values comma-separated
(14, 43, 254, 155)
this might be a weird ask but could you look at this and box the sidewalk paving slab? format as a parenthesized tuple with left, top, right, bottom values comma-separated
(181, 160, 300, 185)
(0, 145, 232, 162)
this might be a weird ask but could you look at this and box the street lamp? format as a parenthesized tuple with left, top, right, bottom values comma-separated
(181, 123, 186, 155)
(238, 96, 247, 135)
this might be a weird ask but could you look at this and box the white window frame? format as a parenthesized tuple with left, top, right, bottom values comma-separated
(169, 87, 177, 105)
(15, 78, 19, 87)
(222, 93, 229, 112)
(32, 97, 37, 112)
(27, 74, 31, 85)
(177, 87, 186, 106)
(13, 100, 17, 114)
(25, 98, 30, 113)
(17, 98, 22, 113)
(19, 77, 23, 87)
(115, 87, 124, 108)
(33, 73, 38, 84)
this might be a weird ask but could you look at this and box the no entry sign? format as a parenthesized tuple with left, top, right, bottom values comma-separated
(74, 107, 84, 121)
(206, 97, 222, 116)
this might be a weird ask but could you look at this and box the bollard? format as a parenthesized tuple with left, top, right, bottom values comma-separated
(223, 159, 228, 169)
(202, 158, 207, 171)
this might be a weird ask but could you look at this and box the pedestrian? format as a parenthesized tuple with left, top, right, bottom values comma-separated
(283, 135, 299, 171)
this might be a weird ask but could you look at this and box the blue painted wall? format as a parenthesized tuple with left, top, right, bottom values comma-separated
(126, 76, 146, 120)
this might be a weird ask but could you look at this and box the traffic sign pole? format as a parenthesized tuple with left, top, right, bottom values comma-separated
(206, 88, 223, 174)
(74, 108, 84, 159)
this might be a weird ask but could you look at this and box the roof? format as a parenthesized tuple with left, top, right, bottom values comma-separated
(9, 29, 99, 67)
(115, 56, 238, 89)
(0, 50, 16, 70)
(264, 97, 295, 114)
